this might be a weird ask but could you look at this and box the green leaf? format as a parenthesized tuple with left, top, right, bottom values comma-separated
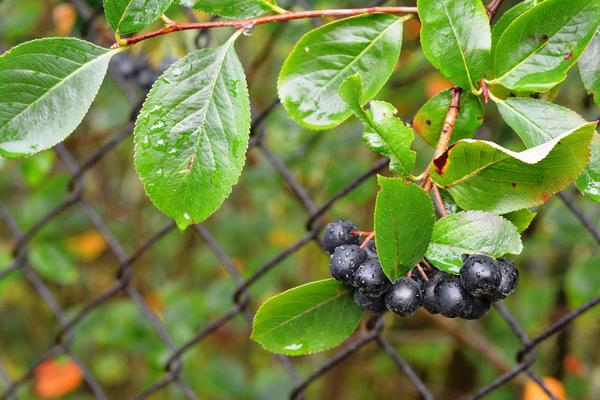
(496, 97, 590, 147)
(492, 0, 600, 91)
(417, 0, 491, 91)
(426, 211, 522, 274)
(579, 30, 600, 106)
(339, 74, 415, 177)
(431, 123, 597, 213)
(179, 0, 281, 18)
(577, 141, 600, 203)
(134, 34, 250, 230)
(251, 279, 362, 356)
(104, 0, 174, 35)
(278, 14, 403, 130)
(0, 38, 114, 158)
(413, 88, 484, 146)
(491, 0, 534, 56)
(30, 240, 79, 284)
(374, 176, 435, 280)
(566, 253, 600, 307)
(503, 209, 537, 232)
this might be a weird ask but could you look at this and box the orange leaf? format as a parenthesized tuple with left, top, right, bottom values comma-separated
(34, 358, 83, 398)
(52, 4, 76, 36)
(66, 232, 107, 261)
(523, 377, 565, 400)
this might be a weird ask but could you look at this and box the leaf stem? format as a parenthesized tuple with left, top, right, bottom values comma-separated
(486, 0, 505, 20)
(112, 6, 418, 48)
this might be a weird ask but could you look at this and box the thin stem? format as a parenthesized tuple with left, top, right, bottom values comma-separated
(113, 7, 418, 47)
(360, 232, 375, 250)
(486, 0, 504, 20)
(432, 185, 448, 217)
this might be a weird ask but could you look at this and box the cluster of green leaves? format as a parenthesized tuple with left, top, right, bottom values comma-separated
(1, 0, 600, 358)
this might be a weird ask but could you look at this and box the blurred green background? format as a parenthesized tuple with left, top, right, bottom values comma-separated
(1, 0, 599, 398)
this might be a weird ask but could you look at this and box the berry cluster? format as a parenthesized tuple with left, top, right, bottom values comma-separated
(323, 220, 519, 319)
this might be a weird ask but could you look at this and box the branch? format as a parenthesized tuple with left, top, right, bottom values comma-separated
(114, 7, 418, 48)
(486, 0, 504, 20)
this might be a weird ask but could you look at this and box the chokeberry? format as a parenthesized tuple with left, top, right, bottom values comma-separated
(321, 220, 360, 254)
(460, 255, 501, 298)
(353, 258, 391, 297)
(354, 290, 386, 314)
(330, 245, 367, 285)
(422, 270, 448, 314)
(489, 258, 519, 301)
(385, 278, 422, 316)
(462, 296, 491, 320)
(435, 277, 473, 318)
(364, 240, 378, 259)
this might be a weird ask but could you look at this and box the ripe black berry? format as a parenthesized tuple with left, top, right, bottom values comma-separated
(460, 255, 501, 298)
(489, 258, 519, 301)
(364, 240, 378, 259)
(321, 220, 360, 254)
(422, 270, 448, 314)
(354, 290, 386, 314)
(330, 245, 367, 285)
(353, 258, 391, 297)
(435, 277, 473, 318)
(463, 296, 491, 320)
(385, 278, 422, 316)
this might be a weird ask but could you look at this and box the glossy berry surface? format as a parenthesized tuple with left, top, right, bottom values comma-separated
(460, 255, 501, 298)
(489, 258, 519, 301)
(384, 278, 422, 317)
(364, 240, 378, 259)
(330, 245, 367, 285)
(353, 258, 390, 297)
(321, 220, 360, 254)
(422, 270, 448, 314)
(463, 296, 491, 320)
(354, 290, 386, 314)
(435, 277, 473, 318)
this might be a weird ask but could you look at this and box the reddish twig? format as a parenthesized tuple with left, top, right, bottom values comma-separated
(431, 185, 449, 217)
(486, 0, 504, 20)
(113, 7, 418, 48)
(359, 232, 375, 250)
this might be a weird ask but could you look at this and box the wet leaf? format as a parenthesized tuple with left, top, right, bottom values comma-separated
(278, 14, 403, 130)
(179, 0, 281, 18)
(134, 34, 250, 230)
(579, 30, 600, 106)
(426, 211, 522, 274)
(104, 0, 174, 35)
(375, 176, 435, 280)
(251, 279, 362, 355)
(0, 38, 114, 158)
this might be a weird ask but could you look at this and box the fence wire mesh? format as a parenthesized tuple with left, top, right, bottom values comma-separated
(1, 1, 600, 399)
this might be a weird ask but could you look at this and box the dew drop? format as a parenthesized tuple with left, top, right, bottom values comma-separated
(171, 66, 182, 77)
(156, 168, 163, 176)
(142, 135, 151, 148)
(242, 23, 255, 36)
(183, 212, 191, 220)
(304, 46, 310, 53)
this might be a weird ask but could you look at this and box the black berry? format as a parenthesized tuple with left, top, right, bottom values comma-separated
(353, 258, 391, 297)
(462, 296, 491, 320)
(460, 255, 501, 298)
(354, 290, 386, 314)
(364, 240, 378, 259)
(330, 245, 367, 285)
(321, 220, 360, 254)
(385, 278, 422, 316)
(435, 277, 473, 318)
(489, 258, 519, 301)
(422, 270, 448, 314)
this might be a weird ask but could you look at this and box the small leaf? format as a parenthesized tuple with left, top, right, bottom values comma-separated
(251, 279, 362, 356)
(503, 209, 537, 232)
(179, 0, 281, 18)
(492, 0, 600, 91)
(426, 211, 523, 274)
(418, 0, 491, 91)
(339, 74, 415, 177)
(431, 123, 597, 213)
(579, 30, 600, 106)
(577, 141, 600, 203)
(278, 14, 403, 130)
(413, 88, 484, 146)
(375, 176, 435, 280)
(496, 97, 590, 147)
(104, 0, 174, 35)
(134, 34, 250, 230)
(0, 38, 114, 158)
(491, 0, 534, 56)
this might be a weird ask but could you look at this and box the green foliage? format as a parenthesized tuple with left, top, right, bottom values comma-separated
(413, 88, 484, 146)
(179, 0, 282, 18)
(566, 253, 600, 307)
(251, 279, 362, 355)
(417, 0, 490, 91)
(278, 14, 403, 130)
(492, 0, 600, 91)
(134, 34, 250, 230)
(579, 30, 600, 106)
(339, 74, 416, 177)
(374, 176, 435, 280)
(104, 0, 174, 35)
(503, 209, 537, 232)
(426, 211, 523, 274)
(0, 38, 114, 158)
(577, 142, 600, 203)
(490, 0, 533, 56)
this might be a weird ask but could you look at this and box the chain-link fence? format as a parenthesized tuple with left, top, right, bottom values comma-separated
(1, 1, 600, 399)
